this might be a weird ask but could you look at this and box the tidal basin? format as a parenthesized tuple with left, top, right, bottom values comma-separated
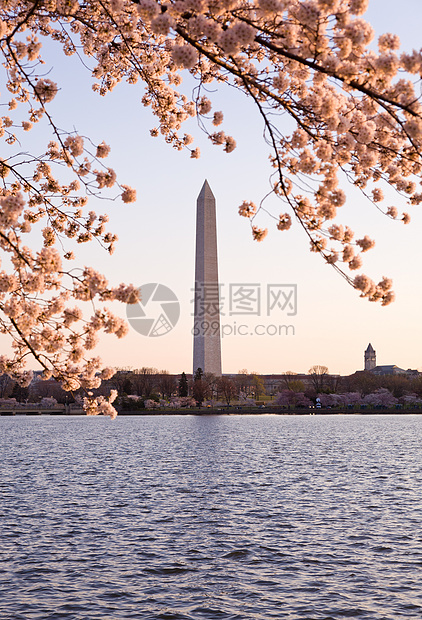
(1, 414, 421, 619)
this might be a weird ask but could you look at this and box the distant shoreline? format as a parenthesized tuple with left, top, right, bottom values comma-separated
(1, 407, 421, 417)
(117, 407, 422, 416)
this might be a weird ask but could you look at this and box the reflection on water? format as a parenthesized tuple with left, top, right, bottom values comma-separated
(1, 414, 421, 619)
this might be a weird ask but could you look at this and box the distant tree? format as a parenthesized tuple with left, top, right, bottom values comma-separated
(194, 368, 204, 382)
(280, 372, 298, 390)
(235, 370, 253, 396)
(252, 374, 266, 399)
(29, 378, 70, 403)
(144, 399, 160, 410)
(192, 379, 207, 407)
(178, 372, 189, 398)
(308, 365, 329, 393)
(275, 390, 296, 409)
(294, 392, 313, 409)
(119, 395, 145, 411)
(364, 388, 398, 408)
(275, 389, 312, 409)
(317, 392, 340, 407)
(11, 382, 29, 403)
(381, 375, 411, 398)
(122, 378, 133, 395)
(192, 369, 215, 406)
(289, 380, 306, 393)
(158, 372, 177, 399)
(110, 369, 133, 395)
(203, 372, 218, 391)
(345, 371, 380, 396)
(342, 392, 363, 406)
(410, 376, 422, 397)
(170, 396, 196, 409)
(0, 374, 14, 399)
(217, 377, 238, 406)
(400, 393, 422, 407)
(132, 367, 158, 398)
(325, 374, 343, 394)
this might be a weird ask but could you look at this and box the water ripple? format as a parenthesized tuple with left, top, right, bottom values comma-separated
(1, 414, 421, 619)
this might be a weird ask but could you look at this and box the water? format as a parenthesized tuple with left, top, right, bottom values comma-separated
(1, 414, 421, 619)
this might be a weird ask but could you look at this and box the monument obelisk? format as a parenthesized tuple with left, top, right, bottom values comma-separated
(193, 180, 222, 376)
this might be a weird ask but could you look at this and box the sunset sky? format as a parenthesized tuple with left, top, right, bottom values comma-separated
(4, 0, 422, 377)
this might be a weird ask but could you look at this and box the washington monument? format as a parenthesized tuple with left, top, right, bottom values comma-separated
(193, 180, 222, 376)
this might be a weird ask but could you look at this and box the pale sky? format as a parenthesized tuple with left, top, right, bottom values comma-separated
(3, 0, 422, 377)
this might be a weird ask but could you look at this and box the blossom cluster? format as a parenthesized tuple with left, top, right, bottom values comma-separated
(0, 4, 141, 414)
(83, 389, 118, 419)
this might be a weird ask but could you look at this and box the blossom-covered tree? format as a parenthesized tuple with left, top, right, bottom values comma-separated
(363, 387, 397, 407)
(274, 388, 296, 407)
(274, 389, 311, 408)
(2, 0, 422, 415)
(169, 395, 196, 407)
(399, 393, 422, 407)
(342, 391, 363, 405)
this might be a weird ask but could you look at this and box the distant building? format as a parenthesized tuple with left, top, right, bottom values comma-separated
(371, 364, 405, 375)
(364, 343, 376, 371)
(363, 343, 419, 376)
(371, 365, 418, 376)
